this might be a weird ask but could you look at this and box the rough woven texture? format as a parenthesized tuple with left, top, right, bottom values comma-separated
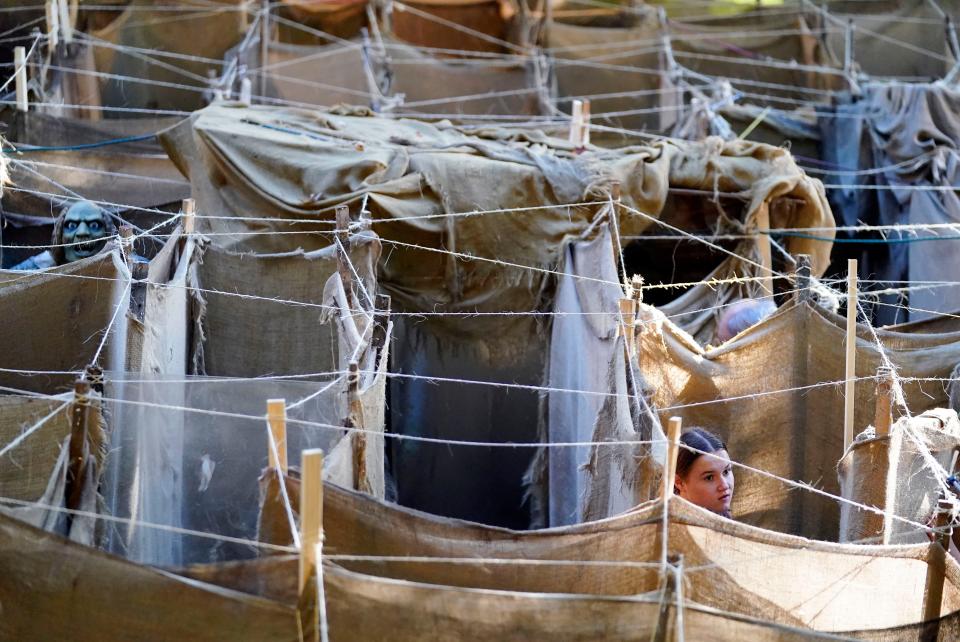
(546, 10, 678, 134)
(637, 300, 960, 541)
(0, 251, 126, 394)
(193, 232, 380, 377)
(248, 37, 546, 116)
(251, 481, 960, 635)
(839, 409, 960, 545)
(0, 396, 71, 503)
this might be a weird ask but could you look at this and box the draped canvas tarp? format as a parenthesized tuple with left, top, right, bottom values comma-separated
(538, 224, 661, 526)
(839, 408, 960, 545)
(820, 82, 960, 324)
(637, 298, 960, 541)
(0, 250, 128, 394)
(193, 230, 380, 378)
(160, 104, 833, 526)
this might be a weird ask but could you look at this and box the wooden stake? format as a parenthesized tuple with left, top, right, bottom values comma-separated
(45, 0, 59, 49)
(795, 254, 812, 303)
(299, 448, 324, 594)
(371, 293, 391, 355)
(755, 202, 774, 297)
(347, 361, 370, 493)
(181, 198, 196, 235)
(844, 258, 858, 450)
(660, 416, 682, 501)
(873, 366, 894, 438)
(335, 205, 353, 304)
(239, 77, 252, 105)
(14, 47, 27, 112)
(569, 100, 583, 149)
(119, 225, 135, 270)
(58, 0, 73, 44)
(581, 98, 591, 147)
(267, 399, 288, 475)
(66, 380, 91, 515)
(618, 297, 636, 342)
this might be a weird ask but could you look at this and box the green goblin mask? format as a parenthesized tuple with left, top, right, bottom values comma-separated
(61, 201, 112, 263)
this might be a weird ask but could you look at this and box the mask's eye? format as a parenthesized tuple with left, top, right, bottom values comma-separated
(65, 221, 78, 231)
(88, 221, 103, 232)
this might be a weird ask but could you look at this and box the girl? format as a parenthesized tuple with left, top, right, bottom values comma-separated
(674, 428, 735, 518)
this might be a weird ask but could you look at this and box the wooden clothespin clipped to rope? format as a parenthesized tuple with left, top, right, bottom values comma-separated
(267, 399, 288, 475)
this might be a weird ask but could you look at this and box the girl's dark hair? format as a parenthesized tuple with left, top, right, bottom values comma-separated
(675, 428, 726, 479)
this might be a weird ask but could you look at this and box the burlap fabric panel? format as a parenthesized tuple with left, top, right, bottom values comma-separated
(546, 9, 678, 134)
(0, 251, 126, 394)
(193, 233, 379, 377)
(637, 300, 960, 540)
(839, 409, 960, 544)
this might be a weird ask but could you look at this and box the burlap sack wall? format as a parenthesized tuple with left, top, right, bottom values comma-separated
(0, 395, 71, 503)
(839, 409, 960, 545)
(0, 251, 127, 394)
(638, 300, 960, 540)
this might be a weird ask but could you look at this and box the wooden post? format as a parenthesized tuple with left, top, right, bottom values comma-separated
(844, 258, 858, 450)
(371, 293, 391, 355)
(581, 98, 591, 147)
(267, 399, 288, 475)
(66, 380, 91, 515)
(299, 448, 324, 594)
(58, 0, 73, 44)
(755, 202, 774, 297)
(119, 225, 135, 270)
(925, 505, 949, 623)
(873, 366, 894, 438)
(335, 205, 353, 305)
(631, 274, 644, 351)
(347, 360, 370, 493)
(45, 0, 59, 49)
(182, 198, 196, 234)
(14, 47, 28, 112)
(239, 77, 252, 105)
(618, 298, 636, 354)
(795, 254, 812, 303)
(660, 416, 682, 501)
(569, 99, 583, 150)
(259, 0, 270, 99)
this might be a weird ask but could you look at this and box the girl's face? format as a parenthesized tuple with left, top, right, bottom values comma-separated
(675, 449, 734, 518)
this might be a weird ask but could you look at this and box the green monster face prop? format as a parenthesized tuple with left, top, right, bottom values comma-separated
(61, 201, 111, 263)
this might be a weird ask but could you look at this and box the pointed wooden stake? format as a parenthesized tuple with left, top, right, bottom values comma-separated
(299, 448, 324, 594)
(267, 399, 288, 475)
(844, 259, 858, 450)
(660, 416, 682, 501)
(181, 198, 196, 235)
(795, 254, 812, 303)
